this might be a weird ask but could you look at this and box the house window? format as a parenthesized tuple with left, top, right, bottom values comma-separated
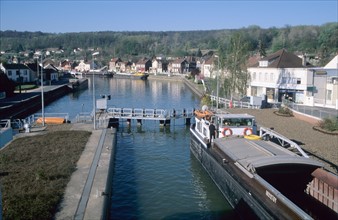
(327, 90, 332, 101)
(252, 72, 256, 80)
(265, 73, 268, 81)
(8, 71, 12, 76)
(259, 60, 268, 67)
(297, 78, 301, 84)
(258, 72, 262, 81)
(270, 73, 274, 82)
(281, 77, 287, 84)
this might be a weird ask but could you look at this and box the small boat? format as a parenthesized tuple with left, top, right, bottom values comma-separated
(101, 70, 114, 78)
(190, 106, 338, 219)
(36, 117, 65, 124)
(114, 71, 149, 80)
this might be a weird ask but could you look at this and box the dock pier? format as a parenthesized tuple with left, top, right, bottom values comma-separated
(77, 107, 195, 128)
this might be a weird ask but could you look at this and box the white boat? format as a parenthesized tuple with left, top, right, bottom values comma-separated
(190, 106, 338, 219)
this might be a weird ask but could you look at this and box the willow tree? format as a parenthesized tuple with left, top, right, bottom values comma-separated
(222, 32, 250, 99)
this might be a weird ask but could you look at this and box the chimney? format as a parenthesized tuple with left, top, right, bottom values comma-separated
(302, 54, 307, 66)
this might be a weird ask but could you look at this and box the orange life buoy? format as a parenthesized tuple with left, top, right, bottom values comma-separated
(243, 127, 253, 136)
(222, 127, 233, 137)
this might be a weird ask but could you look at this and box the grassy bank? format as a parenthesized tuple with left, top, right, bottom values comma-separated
(0, 129, 91, 220)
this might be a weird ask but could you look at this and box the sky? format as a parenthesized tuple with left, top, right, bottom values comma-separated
(0, 0, 337, 33)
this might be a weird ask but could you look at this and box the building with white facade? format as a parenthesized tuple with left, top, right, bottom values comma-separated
(247, 49, 338, 109)
(247, 49, 314, 104)
(309, 55, 338, 108)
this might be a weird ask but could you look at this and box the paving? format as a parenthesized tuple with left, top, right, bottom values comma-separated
(55, 123, 116, 220)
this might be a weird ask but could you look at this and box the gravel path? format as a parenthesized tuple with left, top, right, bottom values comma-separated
(225, 108, 338, 174)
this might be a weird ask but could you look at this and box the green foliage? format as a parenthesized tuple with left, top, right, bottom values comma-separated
(1, 23, 337, 62)
(15, 84, 37, 91)
(200, 94, 212, 107)
(277, 106, 293, 116)
(318, 117, 338, 132)
(222, 32, 250, 98)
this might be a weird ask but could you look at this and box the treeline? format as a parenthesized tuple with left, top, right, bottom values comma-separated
(0, 22, 337, 65)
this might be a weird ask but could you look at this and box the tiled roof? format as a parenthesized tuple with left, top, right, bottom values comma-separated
(2, 63, 29, 69)
(251, 49, 311, 68)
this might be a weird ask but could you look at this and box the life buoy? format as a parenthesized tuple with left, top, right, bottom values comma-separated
(243, 127, 253, 136)
(222, 127, 233, 137)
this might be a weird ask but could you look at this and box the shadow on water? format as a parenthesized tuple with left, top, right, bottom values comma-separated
(110, 125, 141, 220)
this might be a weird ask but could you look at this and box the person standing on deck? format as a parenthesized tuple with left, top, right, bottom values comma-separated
(209, 122, 216, 143)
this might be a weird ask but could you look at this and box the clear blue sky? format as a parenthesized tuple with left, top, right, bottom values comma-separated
(1, 0, 337, 33)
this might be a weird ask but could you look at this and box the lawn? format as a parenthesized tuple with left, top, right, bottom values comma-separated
(15, 84, 37, 91)
(0, 129, 91, 220)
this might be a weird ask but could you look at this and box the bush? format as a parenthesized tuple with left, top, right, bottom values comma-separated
(277, 106, 293, 116)
(318, 117, 338, 132)
(200, 94, 211, 107)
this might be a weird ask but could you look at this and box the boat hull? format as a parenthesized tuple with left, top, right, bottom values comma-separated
(114, 72, 149, 80)
(190, 128, 272, 219)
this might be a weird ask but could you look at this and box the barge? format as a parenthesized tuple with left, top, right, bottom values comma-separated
(190, 106, 338, 219)
(114, 71, 149, 80)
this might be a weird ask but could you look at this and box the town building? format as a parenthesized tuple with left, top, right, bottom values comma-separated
(246, 49, 314, 104)
(246, 49, 338, 109)
(0, 63, 36, 83)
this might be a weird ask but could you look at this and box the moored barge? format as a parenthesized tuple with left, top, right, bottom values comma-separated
(190, 107, 338, 219)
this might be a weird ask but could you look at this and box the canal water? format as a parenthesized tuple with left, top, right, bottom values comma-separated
(40, 76, 235, 219)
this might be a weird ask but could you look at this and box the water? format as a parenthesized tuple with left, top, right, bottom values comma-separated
(40, 76, 234, 219)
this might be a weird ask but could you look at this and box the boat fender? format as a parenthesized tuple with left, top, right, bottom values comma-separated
(222, 127, 233, 137)
(243, 127, 253, 136)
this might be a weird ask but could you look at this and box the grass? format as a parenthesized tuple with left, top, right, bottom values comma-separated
(0, 130, 91, 220)
(15, 84, 37, 91)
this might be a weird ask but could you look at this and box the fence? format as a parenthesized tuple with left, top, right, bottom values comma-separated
(284, 100, 337, 120)
(210, 95, 259, 109)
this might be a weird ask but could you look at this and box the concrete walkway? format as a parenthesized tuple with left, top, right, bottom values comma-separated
(55, 123, 116, 220)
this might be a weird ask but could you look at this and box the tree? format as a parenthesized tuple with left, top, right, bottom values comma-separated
(222, 32, 250, 99)
(258, 40, 266, 57)
(0, 71, 16, 97)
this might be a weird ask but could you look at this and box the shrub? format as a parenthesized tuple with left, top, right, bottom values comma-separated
(277, 106, 293, 116)
(318, 117, 338, 132)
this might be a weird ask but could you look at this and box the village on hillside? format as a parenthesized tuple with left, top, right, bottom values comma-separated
(0, 49, 337, 109)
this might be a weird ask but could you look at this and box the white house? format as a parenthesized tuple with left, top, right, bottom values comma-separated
(201, 56, 216, 78)
(309, 55, 338, 108)
(247, 49, 314, 104)
(75, 60, 91, 72)
(0, 63, 35, 83)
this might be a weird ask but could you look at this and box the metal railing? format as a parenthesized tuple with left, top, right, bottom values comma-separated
(284, 100, 337, 120)
(106, 107, 194, 120)
(210, 95, 259, 109)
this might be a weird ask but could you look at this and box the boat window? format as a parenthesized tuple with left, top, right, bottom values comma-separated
(222, 118, 253, 127)
(197, 122, 201, 132)
(203, 127, 207, 136)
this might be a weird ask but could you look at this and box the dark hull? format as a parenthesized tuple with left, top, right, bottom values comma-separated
(190, 126, 338, 219)
(190, 129, 272, 219)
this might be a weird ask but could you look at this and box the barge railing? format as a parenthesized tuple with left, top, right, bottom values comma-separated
(259, 127, 309, 158)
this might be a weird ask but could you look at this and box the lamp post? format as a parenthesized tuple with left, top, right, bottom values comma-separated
(34, 52, 45, 126)
(41, 54, 45, 126)
(215, 55, 220, 109)
(92, 52, 99, 129)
